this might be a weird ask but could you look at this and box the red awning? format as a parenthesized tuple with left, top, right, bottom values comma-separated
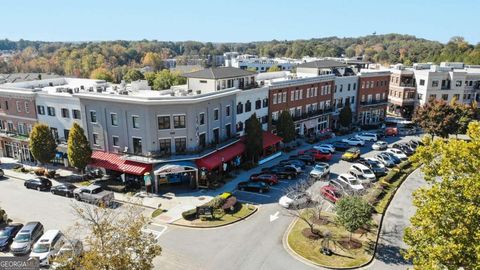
(262, 132, 283, 149)
(195, 142, 245, 170)
(90, 151, 152, 175)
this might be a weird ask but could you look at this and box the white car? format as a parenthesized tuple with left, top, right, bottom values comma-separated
(278, 192, 311, 208)
(355, 132, 378, 142)
(337, 173, 364, 192)
(385, 148, 408, 160)
(313, 144, 335, 153)
(349, 163, 376, 183)
(342, 137, 365, 146)
(309, 163, 330, 179)
(30, 230, 64, 267)
(375, 153, 396, 167)
(372, 141, 388, 150)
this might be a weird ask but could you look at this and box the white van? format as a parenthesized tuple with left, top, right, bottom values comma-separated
(355, 132, 378, 142)
(30, 230, 64, 266)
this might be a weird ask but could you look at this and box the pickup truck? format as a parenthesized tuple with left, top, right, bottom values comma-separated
(73, 185, 115, 206)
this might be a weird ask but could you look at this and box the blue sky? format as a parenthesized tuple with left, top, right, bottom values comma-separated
(1, 0, 479, 44)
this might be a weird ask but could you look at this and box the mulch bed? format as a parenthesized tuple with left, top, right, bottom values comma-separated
(301, 228, 323, 240)
(338, 237, 362, 249)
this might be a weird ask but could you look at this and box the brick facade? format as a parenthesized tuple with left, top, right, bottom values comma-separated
(357, 73, 390, 126)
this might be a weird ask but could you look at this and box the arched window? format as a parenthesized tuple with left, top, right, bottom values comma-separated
(237, 102, 243, 114)
(245, 100, 251, 112)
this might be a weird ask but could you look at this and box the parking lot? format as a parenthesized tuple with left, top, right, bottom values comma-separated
(232, 133, 422, 210)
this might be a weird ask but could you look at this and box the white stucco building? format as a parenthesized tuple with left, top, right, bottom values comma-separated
(235, 86, 269, 136)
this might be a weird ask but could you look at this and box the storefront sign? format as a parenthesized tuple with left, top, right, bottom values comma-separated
(0, 257, 39, 270)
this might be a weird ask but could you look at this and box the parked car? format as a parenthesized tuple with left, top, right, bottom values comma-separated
(385, 127, 398, 136)
(342, 137, 365, 146)
(24, 177, 52, 191)
(392, 143, 414, 156)
(349, 163, 376, 184)
(30, 230, 65, 267)
(262, 166, 298, 179)
(284, 164, 303, 173)
(337, 174, 364, 192)
(313, 144, 335, 153)
(0, 169, 4, 178)
(332, 141, 350, 151)
(0, 223, 23, 251)
(249, 173, 279, 185)
(73, 185, 115, 206)
(320, 185, 342, 203)
(237, 181, 270, 193)
(358, 158, 387, 176)
(375, 153, 396, 167)
(385, 148, 408, 160)
(372, 141, 388, 150)
(298, 149, 332, 161)
(341, 147, 361, 161)
(50, 240, 83, 270)
(10, 221, 44, 256)
(51, 184, 77, 197)
(375, 130, 386, 139)
(278, 191, 311, 208)
(309, 163, 330, 180)
(289, 155, 315, 165)
(355, 132, 378, 142)
(279, 159, 306, 169)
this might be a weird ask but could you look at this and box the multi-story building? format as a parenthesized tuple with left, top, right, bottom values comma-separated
(0, 84, 38, 162)
(387, 65, 417, 119)
(183, 67, 257, 94)
(296, 60, 359, 128)
(414, 62, 480, 106)
(357, 70, 390, 126)
(266, 75, 335, 136)
(225, 54, 299, 73)
(235, 86, 269, 136)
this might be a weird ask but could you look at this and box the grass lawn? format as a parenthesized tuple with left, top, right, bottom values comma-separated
(174, 203, 257, 228)
(287, 212, 378, 268)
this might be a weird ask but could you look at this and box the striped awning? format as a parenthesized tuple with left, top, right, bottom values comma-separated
(90, 151, 152, 175)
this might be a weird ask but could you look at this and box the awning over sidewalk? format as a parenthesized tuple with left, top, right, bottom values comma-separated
(262, 132, 283, 149)
(90, 151, 152, 175)
(195, 141, 245, 170)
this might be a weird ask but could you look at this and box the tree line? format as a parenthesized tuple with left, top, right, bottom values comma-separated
(2, 34, 480, 81)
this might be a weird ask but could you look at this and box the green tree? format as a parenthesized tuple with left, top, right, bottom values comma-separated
(244, 113, 263, 163)
(335, 196, 372, 242)
(142, 52, 163, 71)
(90, 67, 114, 82)
(405, 121, 480, 269)
(267, 65, 281, 72)
(338, 99, 353, 128)
(60, 203, 162, 270)
(123, 69, 145, 83)
(276, 110, 296, 143)
(412, 99, 457, 138)
(29, 123, 57, 165)
(67, 123, 92, 173)
(152, 70, 186, 90)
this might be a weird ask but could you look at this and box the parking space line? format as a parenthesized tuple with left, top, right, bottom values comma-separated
(269, 186, 284, 191)
(278, 180, 289, 184)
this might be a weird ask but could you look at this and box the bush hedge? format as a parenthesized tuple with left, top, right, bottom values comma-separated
(181, 193, 240, 220)
(34, 168, 45, 176)
(182, 208, 197, 221)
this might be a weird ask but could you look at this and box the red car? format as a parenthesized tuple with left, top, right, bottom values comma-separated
(385, 127, 398, 136)
(298, 149, 332, 161)
(249, 173, 279, 185)
(320, 185, 342, 203)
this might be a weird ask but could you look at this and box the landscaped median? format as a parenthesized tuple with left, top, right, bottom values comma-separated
(173, 192, 257, 228)
(285, 159, 419, 268)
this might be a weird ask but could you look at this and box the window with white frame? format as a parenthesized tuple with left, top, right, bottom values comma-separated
(132, 115, 140, 129)
(24, 102, 29, 113)
(16, 101, 21, 112)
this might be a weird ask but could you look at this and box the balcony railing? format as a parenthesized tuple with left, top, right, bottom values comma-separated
(359, 99, 388, 106)
(272, 108, 333, 125)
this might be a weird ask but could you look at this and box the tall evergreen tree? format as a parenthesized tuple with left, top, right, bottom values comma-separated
(29, 123, 57, 165)
(245, 113, 263, 163)
(338, 99, 353, 128)
(276, 110, 296, 143)
(68, 123, 92, 173)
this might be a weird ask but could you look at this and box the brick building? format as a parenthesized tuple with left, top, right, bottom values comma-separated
(357, 70, 390, 126)
(267, 75, 335, 136)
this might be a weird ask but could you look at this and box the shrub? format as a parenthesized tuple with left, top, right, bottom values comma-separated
(398, 160, 412, 170)
(182, 209, 197, 220)
(34, 168, 45, 176)
(219, 192, 232, 200)
(222, 196, 238, 211)
(382, 170, 399, 183)
(44, 170, 56, 178)
(204, 196, 226, 209)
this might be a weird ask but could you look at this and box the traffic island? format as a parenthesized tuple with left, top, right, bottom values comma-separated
(173, 203, 257, 228)
(286, 212, 379, 268)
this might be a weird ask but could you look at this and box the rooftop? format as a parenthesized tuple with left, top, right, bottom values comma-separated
(297, 60, 349, 69)
(182, 67, 256, 79)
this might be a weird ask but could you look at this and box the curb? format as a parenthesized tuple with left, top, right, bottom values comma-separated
(281, 167, 421, 270)
(169, 204, 259, 229)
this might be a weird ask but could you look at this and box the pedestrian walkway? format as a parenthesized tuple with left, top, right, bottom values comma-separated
(368, 168, 426, 270)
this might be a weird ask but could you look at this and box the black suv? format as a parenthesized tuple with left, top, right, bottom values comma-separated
(24, 177, 52, 191)
(261, 166, 298, 179)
